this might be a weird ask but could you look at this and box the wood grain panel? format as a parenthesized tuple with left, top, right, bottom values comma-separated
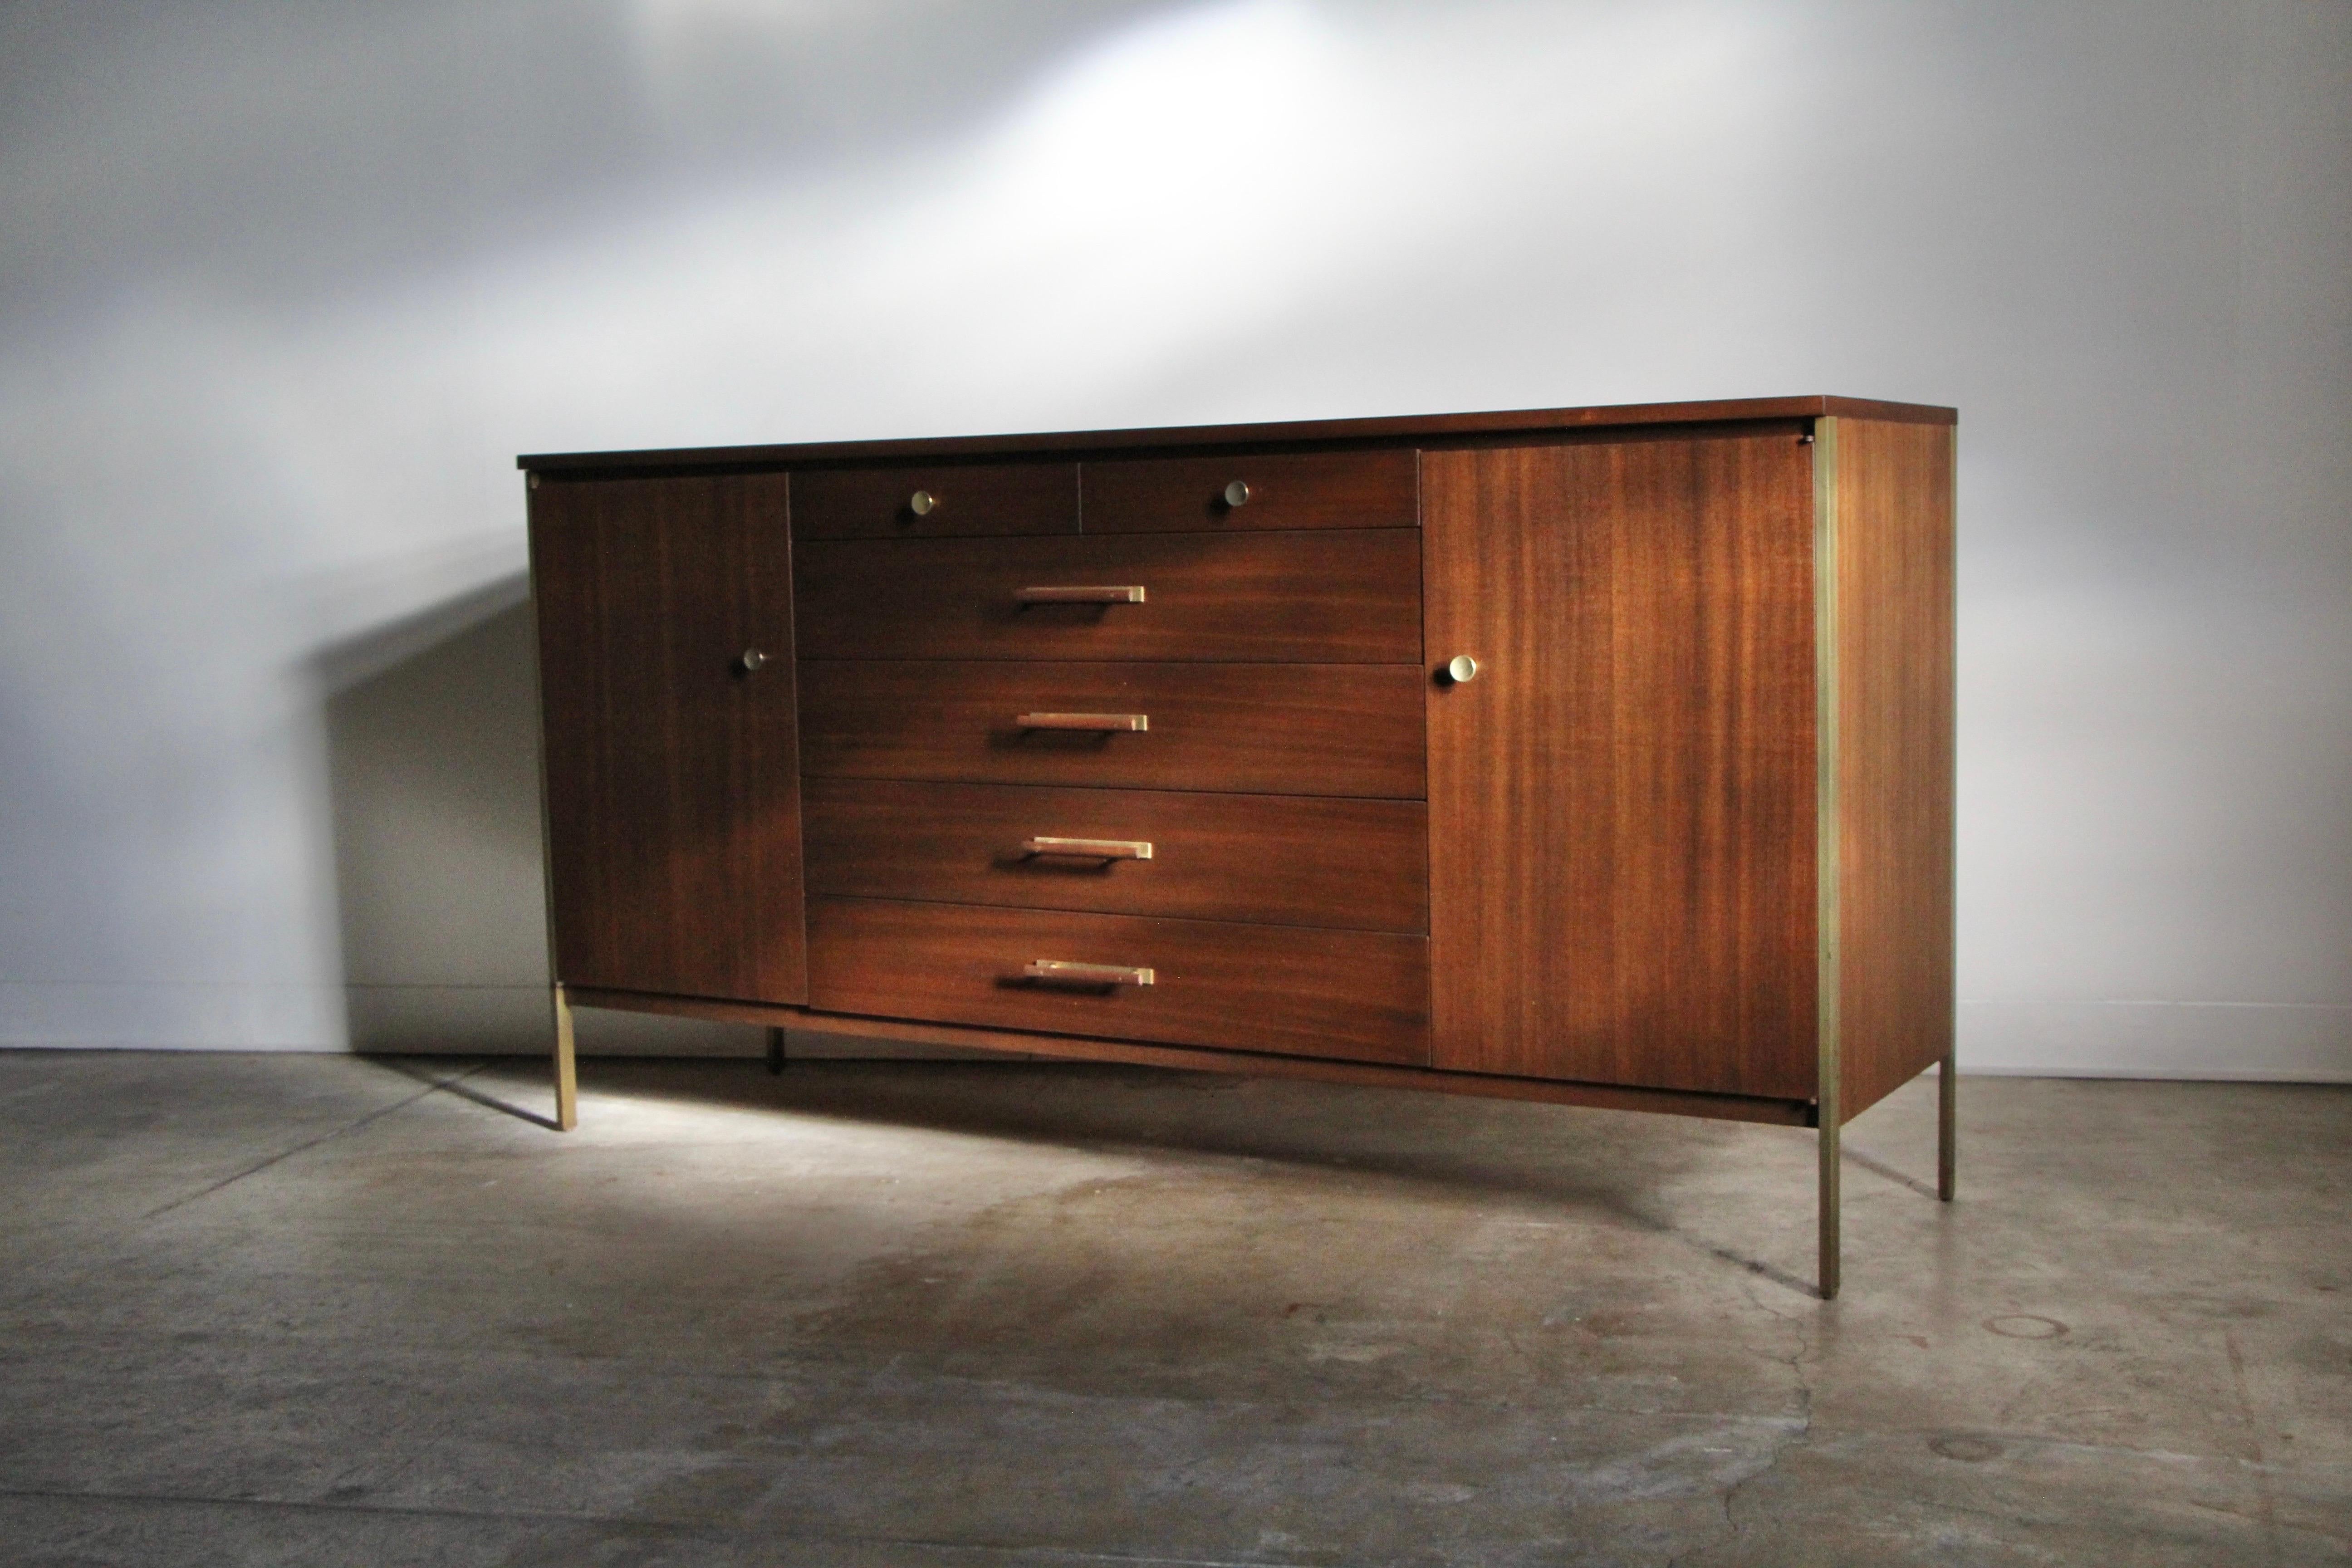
(1835, 419, 1956, 1117)
(795, 529, 1421, 663)
(803, 779, 1428, 932)
(1082, 449, 1418, 533)
(808, 898, 1430, 1065)
(791, 462, 1077, 539)
(799, 660, 1427, 798)
(1423, 433, 1817, 1098)
(531, 472, 806, 1003)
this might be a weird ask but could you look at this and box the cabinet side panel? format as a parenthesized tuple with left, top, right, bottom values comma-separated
(1836, 420, 1955, 1116)
(533, 472, 806, 1004)
(1425, 437, 1818, 1098)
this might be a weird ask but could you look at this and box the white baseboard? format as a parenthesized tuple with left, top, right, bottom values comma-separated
(0, 982, 345, 1050)
(1957, 1000, 2352, 1082)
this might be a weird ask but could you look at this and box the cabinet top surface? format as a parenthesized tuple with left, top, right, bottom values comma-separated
(516, 395, 1956, 475)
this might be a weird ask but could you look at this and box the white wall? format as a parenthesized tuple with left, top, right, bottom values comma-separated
(2, 0, 2345, 1076)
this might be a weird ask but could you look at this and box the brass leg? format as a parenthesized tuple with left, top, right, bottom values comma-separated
(551, 984, 578, 1132)
(1818, 1085, 1842, 1301)
(766, 1025, 787, 1076)
(1810, 416, 1842, 1303)
(1938, 1050, 1957, 1202)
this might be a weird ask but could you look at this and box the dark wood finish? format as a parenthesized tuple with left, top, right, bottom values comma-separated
(531, 473, 807, 1004)
(808, 897, 1430, 1066)
(795, 529, 1421, 664)
(1423, 433, 1817, 1098)
(799, 660, 1427, 798)
(789, 462, 1078, 539)
(1835, 419, 1957, 1117)
(1081, 449, 1418, 533)
(559, 985, 1814, 1128)
(803, 779, 1429, 932)
(520, 397, 1956, 475)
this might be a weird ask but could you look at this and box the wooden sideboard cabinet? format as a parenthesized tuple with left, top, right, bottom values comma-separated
(521, 396, 1955, 1298)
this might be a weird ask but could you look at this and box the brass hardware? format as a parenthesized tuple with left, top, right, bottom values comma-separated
(528, 472, 541, 490)
(1222, 480, 1251, 508)
(1022, 836, 1153, 860)
(1445, 654, 1478, 683)
(1024, 960, 1155, 986)
(741, 648, 769, 671)
(1015, 585, 1147, 604)
(909, 489, 937, 516)
(1015, 712, 1148, 731)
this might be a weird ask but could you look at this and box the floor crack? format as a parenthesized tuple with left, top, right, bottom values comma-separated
(1671, 1284, 1816, 1566)
(141, 1062, 487, 1221)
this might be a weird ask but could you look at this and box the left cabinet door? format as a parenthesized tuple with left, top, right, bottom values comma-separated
(530, 472, 807, 1004)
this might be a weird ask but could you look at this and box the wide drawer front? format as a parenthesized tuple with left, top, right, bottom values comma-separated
(794, 529, 1421, 664)
(798, 661, 1428, 799)
(1083, 449, 1418, 533)
(792, 463, 1079, 539)
(808, 897, 1431, 1065)
(803, 779, 1429, 932)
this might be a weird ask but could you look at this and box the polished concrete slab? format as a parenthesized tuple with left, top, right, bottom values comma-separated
(0, 1050, 2344, 1565)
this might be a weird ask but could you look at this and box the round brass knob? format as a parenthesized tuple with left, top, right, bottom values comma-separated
(908, 490, 936, 516)
(741, 649, 769, 672)
(1446, 654, 1478, 683)
(1222, 480, 1250, 509)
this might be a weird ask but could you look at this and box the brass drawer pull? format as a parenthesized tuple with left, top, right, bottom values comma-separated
(1015, 712, 1148, 731)
(1022, 836, 1153, 860)
(1015, 585, 1147, 604)
(1024, 960, 1155, 987)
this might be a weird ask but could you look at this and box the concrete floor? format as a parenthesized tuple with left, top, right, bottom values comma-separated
(0, 1053, 2344, 1566)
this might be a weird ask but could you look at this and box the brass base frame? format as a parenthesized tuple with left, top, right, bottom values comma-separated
(1813, 417, 1845, 1299)
(1811, 418, 1957, 1298)
(550, 983, 578, 1132)
(1939, 1050, 1958, 1202)
(543, 987, 1955, 1296)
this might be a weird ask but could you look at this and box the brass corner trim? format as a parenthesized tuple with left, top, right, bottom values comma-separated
(1812, 416, 1843, 1299)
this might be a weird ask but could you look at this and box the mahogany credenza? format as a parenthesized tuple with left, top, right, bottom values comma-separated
(519, 396, 1955, 1298)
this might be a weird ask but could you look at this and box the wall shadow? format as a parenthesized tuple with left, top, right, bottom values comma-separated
(318, 575, 545, 1054)
(316, 576, 764, 1058)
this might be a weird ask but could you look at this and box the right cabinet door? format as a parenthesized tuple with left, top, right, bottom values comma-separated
(1422, 432, 1818, 1099)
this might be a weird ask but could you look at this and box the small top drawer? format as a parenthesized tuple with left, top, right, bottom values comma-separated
(793, 462, 1078, 539)
(1082, 449, 1416, 533)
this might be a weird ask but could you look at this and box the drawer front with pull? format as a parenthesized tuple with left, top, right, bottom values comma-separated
(797, 660, 1428, 798)
(792, 463, 1079, 539)
(808, 897, 1431, 1065)
(794, 529, 1421, 664)
(1082, 449, 1418, 534)
(802, 778, 1429, 931)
